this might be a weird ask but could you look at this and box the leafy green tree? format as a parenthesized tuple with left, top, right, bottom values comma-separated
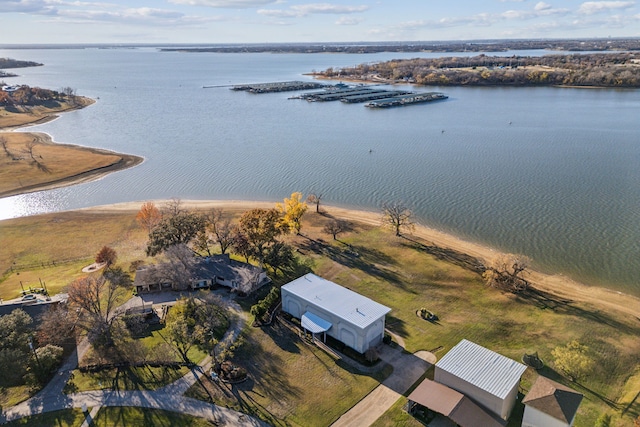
(263, 241, 295, 277)
(146, 211, 205, 256)
(552, 340, 594, 381)
(0, 309, 33, 385)
(163, 295, 229, 363)
(26, 344, 63, 386)
(237, 208, 285, 264)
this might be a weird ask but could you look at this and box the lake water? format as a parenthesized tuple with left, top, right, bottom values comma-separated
(1, 47, 639, 295)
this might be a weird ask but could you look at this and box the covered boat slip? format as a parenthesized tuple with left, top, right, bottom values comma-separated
(301, 311, 332, 342)
(407, 379, 505, 427)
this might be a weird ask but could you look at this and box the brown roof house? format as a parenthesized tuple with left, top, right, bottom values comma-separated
(134, 254, 270, 295)
(521, 376, 583, 427)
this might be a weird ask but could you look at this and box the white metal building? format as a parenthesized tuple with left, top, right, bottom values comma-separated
(435, 339, 527, 420)
(281, 273, 391, 353)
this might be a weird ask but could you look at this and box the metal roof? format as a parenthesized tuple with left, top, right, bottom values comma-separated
(282, 274, 391, 329)
(436, 339, 527, 400)
(301, 312, 332, 333)
(408, 379, 505, 427)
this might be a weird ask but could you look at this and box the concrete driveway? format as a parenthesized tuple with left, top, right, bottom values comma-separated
(331, 346, 435, 427)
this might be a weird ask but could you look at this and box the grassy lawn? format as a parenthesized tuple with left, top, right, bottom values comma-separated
(3, 409, 86, 427)
(292, 218, 640, 427)
(1, 206, 639, 426)
(68, 324, 208, 393)
(0, 210, 148, 299)
(186, 320, 392, 427)
(92, 407, 218, 426)
(0, 384, 36, 408)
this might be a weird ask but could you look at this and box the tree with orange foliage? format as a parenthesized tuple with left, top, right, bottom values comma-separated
(136, 201, 161, 234)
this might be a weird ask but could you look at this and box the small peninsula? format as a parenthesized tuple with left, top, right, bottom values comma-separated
(0, 79, 142, 198)
(313, 52, 640, 88)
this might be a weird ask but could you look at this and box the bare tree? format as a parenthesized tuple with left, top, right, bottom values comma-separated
(307, 193, 323, 213)
(154, 244, 198, 291)
(483, 253, 530, 292)
(163, 197, 184, 218)
(66, 271, 130, 345)
(381, 201, 415, 236)
(206, 208, 234, 255)
(323, 219, 351, 240)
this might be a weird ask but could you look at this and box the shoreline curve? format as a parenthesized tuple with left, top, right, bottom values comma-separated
(82, 199, 640, 319)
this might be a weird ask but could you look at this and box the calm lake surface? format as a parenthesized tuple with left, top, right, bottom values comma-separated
(1, 47, 639, 295)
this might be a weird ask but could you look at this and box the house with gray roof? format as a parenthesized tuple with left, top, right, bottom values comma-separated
(435, 339, 527, 420)
(133, 254, 270, 295)
(281, 273, 391, 354)
(521, 375, 583, 427)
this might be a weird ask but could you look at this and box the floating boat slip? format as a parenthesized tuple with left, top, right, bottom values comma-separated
(231, 81, 325, 93)
(340, 90, 412, 103)
(365, 92, 448, 108)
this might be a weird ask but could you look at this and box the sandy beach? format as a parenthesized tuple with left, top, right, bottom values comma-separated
(85, 199, 640, 319)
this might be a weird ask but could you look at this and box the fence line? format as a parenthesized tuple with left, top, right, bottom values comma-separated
(4, 256, 90, 276)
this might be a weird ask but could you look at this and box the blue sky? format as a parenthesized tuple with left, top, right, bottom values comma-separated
(1, 0, 639, 44)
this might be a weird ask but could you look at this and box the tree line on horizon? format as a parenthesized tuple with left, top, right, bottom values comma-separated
(318, 52, 640, 87)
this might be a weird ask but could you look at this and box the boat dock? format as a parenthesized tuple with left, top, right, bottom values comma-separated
(231, 81, 325, 93)
(230, 81, 448, 109)
(365, 92, 448, 108)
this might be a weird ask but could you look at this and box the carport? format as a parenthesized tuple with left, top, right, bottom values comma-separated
(407, 379, 505, 427)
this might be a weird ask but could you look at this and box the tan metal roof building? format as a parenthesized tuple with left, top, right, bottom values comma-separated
(407, 379, 505, 427)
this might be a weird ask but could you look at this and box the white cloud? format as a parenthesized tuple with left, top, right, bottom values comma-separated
(168, 0, 278, 8)
(501, 3, 569, 19)
(535, 2, 552, 11)
(335, 16, 363, 25)
(0, 0, 54, 13)
(258, 3, 369, 18)
(578, 1, 635, 14)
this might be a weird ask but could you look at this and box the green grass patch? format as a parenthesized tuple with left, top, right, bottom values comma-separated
(0, 384, 36, 408)
(186, 320, 391, 427)
(92, 406, 217, 426)
(68, 365, 191, 393)
(4, 408, 86, 426)
(68, 324, 208, 393)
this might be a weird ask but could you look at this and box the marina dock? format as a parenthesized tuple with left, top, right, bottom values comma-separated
(231, 81, 325, 93)
(365, 92, 448, 108)
(231, 81, 448, 108)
